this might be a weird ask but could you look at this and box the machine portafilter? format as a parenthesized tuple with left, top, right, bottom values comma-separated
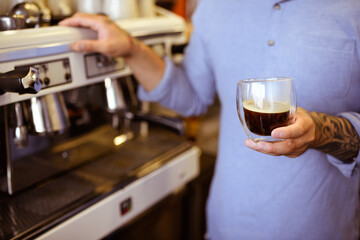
(0, 67, 41, 94)
(0, 66, 43, 146)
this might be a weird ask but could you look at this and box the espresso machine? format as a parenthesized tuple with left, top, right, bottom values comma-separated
(0, 3, 200, 239)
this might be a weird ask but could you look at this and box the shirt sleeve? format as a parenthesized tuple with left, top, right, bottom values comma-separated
(326, 112, 360, 177)
(138, 7, 217, 117)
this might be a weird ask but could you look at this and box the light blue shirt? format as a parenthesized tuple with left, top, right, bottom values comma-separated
(139, 0, 360, 239)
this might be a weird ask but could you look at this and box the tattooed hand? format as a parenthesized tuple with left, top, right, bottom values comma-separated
(59, 13, 138, 58)
(245, 107, 360, 162)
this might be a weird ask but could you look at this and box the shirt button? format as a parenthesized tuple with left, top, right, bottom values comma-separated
(268, 40, 275, 46)
(274, 3, 281, 10)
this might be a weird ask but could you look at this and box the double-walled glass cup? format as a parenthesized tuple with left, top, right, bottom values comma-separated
(236, 77, 296, 142)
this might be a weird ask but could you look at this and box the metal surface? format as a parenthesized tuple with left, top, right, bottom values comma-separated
(0, 7, 186, 108)
(0, 173, 96, 239)
(10, 2, 42, 28)
(104, 78, 127, 113)
(0, 127, 194, 240)
(0, 7, 188, 194)
(76, 0, 103, 14)
(29, 93, 70, 135)
(0, 15, 25, 31)
(0, 6, 191, 240)
(37, 146, 199, 240)
(13, 102, 28, 148)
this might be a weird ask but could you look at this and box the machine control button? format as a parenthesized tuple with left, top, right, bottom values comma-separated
(120, 197, 132, 216)
(43, 77, 50, 85)
(85, 53, 126, 78)
(65, 73, 71, 81)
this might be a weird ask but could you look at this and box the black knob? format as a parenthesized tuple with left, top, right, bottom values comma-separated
(65, 73, 71, 81)
(43, 77, 50, 85)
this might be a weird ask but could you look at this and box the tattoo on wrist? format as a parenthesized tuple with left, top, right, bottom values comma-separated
(309, 112, 360, 163)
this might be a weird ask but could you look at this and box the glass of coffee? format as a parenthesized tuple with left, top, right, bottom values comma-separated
(236, 77, 296, 142)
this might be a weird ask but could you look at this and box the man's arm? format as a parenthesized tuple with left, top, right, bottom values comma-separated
(309, 112, 360, 163)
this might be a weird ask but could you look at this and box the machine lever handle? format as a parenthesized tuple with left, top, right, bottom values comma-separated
(0, 67, 42, 94)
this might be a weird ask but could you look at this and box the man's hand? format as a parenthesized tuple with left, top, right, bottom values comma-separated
(245, 107, 316, 158)
(59, 12, 135, 57)
(245, 107, 360, 162)
(59, 12, 165, 92)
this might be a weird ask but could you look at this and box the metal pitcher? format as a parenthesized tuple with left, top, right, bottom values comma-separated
(29, 93, 70, 135)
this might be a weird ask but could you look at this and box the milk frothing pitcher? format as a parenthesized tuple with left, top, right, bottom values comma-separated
(29, 93, 70, 135)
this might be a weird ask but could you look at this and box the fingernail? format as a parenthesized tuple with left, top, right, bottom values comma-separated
(245, 139, 255, 148)
(272, 131, 282, 138)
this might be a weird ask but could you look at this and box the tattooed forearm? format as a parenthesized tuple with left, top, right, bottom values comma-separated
(308, 112, 360, 163)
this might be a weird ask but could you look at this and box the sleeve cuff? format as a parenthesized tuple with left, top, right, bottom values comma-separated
(326, 112, 360, 178)
(137, 57, 175, 102)
(327, 155, 357, 178)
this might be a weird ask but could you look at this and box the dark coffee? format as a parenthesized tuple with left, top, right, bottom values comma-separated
(243, 100, 290, 136)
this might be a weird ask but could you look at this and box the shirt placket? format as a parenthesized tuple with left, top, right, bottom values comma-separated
(263, 1, 290, 75)
(268, 1, 291, 47)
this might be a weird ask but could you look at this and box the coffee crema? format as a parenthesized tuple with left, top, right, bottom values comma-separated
(243, 100, 290, 136)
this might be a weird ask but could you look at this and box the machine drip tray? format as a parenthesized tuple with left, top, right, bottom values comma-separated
(0, 127, 195, 240)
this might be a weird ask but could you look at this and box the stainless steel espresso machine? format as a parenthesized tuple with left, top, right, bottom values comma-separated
(0, 4, 200, 240)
